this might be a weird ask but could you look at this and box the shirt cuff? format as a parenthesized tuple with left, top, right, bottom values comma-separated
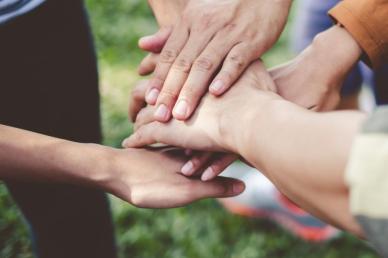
(329, 3, 382, 68)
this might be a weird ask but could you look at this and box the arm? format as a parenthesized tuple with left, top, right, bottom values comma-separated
(329, 0, 388, 68)
(0, 124, 244, 208)
(270, 25, 362, 111)
(147, 0, 187, 27)
(124, 61, 365, 234)
(224, 97, 366, 236)
(143, 0, 293, 123)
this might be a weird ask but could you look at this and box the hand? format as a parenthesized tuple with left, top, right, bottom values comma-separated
(143, 0, 292, 121)
(123, 60, 279, 156)
(128, 78, 238, 182)
(269, 26, 362, 111)
(98, 146, 245, 208)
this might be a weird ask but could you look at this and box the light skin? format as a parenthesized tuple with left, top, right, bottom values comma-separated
(0, 125, 245, 209)
(132, 25, 363, 179)
(270, 25, 363, 111)
(143, 0, 293, 122)
(124, 26, 367, 235)
(0, 0, 246, 210)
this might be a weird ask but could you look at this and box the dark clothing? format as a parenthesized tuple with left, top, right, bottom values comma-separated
(292, 0, 388, 104)
(0, 1, 117, 257)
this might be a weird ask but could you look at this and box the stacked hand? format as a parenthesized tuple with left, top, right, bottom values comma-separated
(141, 0, 292, 121)
(124, 11, 361, 187)
(101, 146, 244, 208)
(124, 61, 280, 180)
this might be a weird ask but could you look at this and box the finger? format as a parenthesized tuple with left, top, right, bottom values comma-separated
(134, 106, 156, 131)
(243, 60, 278, 92)
(156, 30, 218, 122)
(145, 24, 189, 107)
(181, 152, 213, 176)
(138, 54, 159, 76)
(189, 176, 245, 201)
(201, 154, 238, 181)
(138, 27, 172, 53)
(122, 122, 172, 148)
(209, 43, 253, 96)
(128, 80, 149, 122)
(172, 36, 237, 120)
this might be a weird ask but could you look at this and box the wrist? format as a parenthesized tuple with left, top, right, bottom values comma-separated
(236, 98, 308, 171)
(53, 142, 114, 188)
(218, 91, 283, 155)
(311, 26, 362, 83)
(148, 0, 187, 27)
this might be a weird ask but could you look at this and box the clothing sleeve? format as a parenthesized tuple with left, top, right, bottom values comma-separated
(329, 0, 388, 68)
(345, 107, 388, 258)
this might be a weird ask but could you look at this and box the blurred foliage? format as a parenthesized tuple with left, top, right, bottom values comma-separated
(86, 0, 157, 65)
(0, 0, 380, 258)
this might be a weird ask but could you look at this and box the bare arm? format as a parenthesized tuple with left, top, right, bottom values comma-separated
(125, 23, 369, 232)
(125, 61, 366, 234)
(147, 0, 187, 27)
(0, 124, 243, 208)
(226, 99, 366, 236)
(0, 124, 102, 184)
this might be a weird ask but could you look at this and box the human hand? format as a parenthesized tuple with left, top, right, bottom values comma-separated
(127, 78, 239, 181)
(97, 146, 244, 208)
(124, 60, 279, 157)
(269, 26, 362, 111)
(141, 0, 292, 122)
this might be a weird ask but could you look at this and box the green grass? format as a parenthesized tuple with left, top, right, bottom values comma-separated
(0, 1, 380, 257)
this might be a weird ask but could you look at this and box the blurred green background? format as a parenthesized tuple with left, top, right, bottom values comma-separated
(0, 1, 380, 257)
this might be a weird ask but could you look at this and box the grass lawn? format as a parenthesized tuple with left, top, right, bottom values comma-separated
(0, 1, 380, 257)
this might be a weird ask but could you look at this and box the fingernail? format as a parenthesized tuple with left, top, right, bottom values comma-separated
(173, 100, 188, 118)
(181, 161, 194, 175)
(154, 104, 169, 121)
(210, 80, 224, 93)
(202, 167, 215, 181)
(233, 182, 245, 194)
(146, 88, 159, 104)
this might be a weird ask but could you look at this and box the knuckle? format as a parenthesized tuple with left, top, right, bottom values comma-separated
(159, 88, 178, 102)
(193, 57, 215, 72)
(224, 23, 238, 33)
(173, 56, 192, 73)
(197, 13, 215, 29)
(227, 54, 246, 70)
(160, 49, 179, 64)
(242, 29, 257, 40)
(181, 11, 193, 23)
(181, 83, 200, 98)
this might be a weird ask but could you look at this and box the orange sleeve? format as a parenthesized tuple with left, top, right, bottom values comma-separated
(329, 0, 388, 68)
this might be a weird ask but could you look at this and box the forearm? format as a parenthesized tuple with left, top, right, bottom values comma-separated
(0, 124, 110, 187)
(231, 100, 366, 235)
(148, 0, 187, 27)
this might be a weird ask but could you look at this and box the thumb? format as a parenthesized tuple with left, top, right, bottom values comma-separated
(138, 27, 172, 53)
(193, 177, 245, 200)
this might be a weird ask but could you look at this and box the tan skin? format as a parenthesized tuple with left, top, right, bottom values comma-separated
(124, 25, 367, 235)
(134, 25, 363, 179)
(0, 125, 245, 208)
(124, 60, 365, 235)
(144, 0, 293, 122)
(0, 0, 250, 210)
